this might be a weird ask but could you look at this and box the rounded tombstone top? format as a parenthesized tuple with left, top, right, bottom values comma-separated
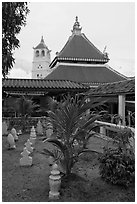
(11, 127, 16, 133)
(31, 126, 36, 132)
(51, 163, 60, 176)
(8, 133, 14, 137)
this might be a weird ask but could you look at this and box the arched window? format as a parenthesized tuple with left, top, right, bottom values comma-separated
(36, 50, 39, 57)
(42, 50, 45, 56)
(37, 74, 39, 78)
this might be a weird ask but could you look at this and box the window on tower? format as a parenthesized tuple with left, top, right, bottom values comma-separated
(38, 65, 42, 69)
(36, 50, 39, 57)
(37, 74, 39, 78)
(42, 50, 45, 56)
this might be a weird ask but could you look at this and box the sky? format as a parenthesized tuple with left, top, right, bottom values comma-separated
(8, 1, 135, 79)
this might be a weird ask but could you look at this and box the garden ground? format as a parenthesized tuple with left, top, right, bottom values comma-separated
(2, 133, 135, 202)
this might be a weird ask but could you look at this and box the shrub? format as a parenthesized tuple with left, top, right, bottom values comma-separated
(99, 147, 135, 187)
(42, 94, 106, 177)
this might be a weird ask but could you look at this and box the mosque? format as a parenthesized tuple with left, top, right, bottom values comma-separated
(2, 17, 134, 124)
(31, 16, 127, 84)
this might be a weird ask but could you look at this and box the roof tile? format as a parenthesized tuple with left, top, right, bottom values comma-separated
(45, 64, 127, 83)
(2, 78, 88, 91)
(89, 79, 135, 95)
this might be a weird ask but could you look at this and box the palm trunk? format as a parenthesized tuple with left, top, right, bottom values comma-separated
(65, 157, 74, 177)
(21, 115, 26, 133)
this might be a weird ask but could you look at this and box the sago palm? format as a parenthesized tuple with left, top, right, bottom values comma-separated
(42, 94, 106, 177)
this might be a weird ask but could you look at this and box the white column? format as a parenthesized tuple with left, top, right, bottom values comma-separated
(118, 95, 125, 126)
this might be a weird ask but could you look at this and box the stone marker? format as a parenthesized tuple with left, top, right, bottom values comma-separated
(20, 147, 32, 166)
(46, 123, 53, 138)
(25, 139, 33, 153)
(11, 128, 18, 141)
(2, 121, 8, 136)
(49, 163, 61, 200)
(30, 126, 36, 146)
(18, 130, 22, 135)
(36, 120, 43, 135)
(7, 133, 16, 149)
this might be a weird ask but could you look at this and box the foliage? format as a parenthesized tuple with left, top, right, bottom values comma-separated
(15, 95, 40, 117)
(14, 96, 40, 132)
(99, 128, 135, 187)
(111, 114, 123, 125)
(42, 94, 106, 176)
(2, 2, 29, 78)
(36, 96, 58, 116)
(113, 128, 134, 150)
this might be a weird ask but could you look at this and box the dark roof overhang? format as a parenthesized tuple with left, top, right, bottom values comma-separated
(2, 78, 89, 96)
(88, 79, 135, 96)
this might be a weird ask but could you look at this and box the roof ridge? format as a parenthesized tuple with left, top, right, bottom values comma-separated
(106, 64, 128, 80)
(81, 33, 108, 60)
(58, 34, 75, 56)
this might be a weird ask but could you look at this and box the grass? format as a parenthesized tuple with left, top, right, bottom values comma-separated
(2, 133, 135, 202)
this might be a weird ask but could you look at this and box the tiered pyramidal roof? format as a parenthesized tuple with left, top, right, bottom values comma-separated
(46, 17, 127, 85)
(50, 16, 109, 68)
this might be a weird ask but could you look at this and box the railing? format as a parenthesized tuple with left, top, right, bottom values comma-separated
(95, 120, 135, 135)
(95, 120, 135, 150)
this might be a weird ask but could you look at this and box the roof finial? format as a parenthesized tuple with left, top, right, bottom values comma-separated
(72, 16, 82, 35)
(103, 46, 109, 59)
(41, 36, 44, 43)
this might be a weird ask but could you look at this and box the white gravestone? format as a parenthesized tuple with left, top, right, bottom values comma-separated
(2, 121, 8, 135)
(11, 128, 18, 141)
(30, 126, 36, 146)
(25, 139, 33, 153)
(46, 123, 53, 138)
(18, 130, 22, 135)
(20, 147, 32, 166)
(36, 120, 43, 135)
(49, 163, 61, 200)
(7, 133, 16, 149)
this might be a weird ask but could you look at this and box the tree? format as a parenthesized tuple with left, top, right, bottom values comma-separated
(2, 2, 29, 78)
(15, 95, 39, 117)
(42, 94, 106, 177)
(14, 95, 40, 132)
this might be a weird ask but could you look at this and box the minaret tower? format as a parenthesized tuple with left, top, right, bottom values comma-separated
(32, 36, 51, 79)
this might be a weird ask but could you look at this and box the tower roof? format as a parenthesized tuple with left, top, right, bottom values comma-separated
(50, 17, 109, 68)
(34, 36, 48, 49)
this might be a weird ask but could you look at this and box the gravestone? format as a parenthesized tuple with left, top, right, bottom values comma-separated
(49, 163, 61, 200)
(36, 120, 43, 135)
(46, 123, 53, 138)
(18, 130, 22, 135)
(11, 128, 18, 141)
(2, 121, 8, 136)
(7, 133, 16, 149)
(30, 126, 36, 146)
(20, 147, 32, 166)
(25, 139, 33, 153)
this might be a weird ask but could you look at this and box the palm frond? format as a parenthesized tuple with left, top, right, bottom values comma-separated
(43, 138, 67, 156)
(41, 148, 55, 157)
(77, 149, 101, 156)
